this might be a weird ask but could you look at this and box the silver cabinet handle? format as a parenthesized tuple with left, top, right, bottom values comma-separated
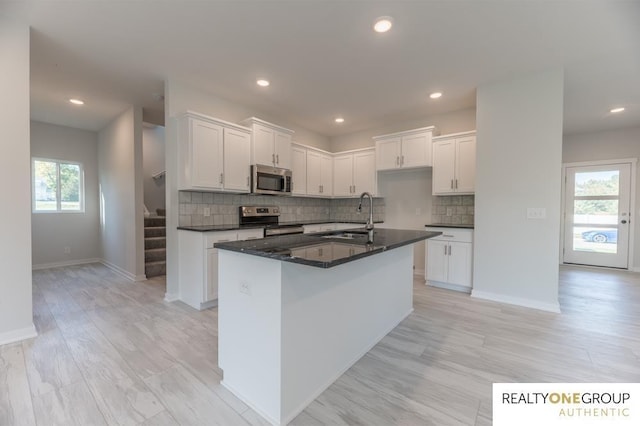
(396, 156, 399, 166)
(455, 179, 458, 189)
(246, 176, 250, 187)
(401, 155, 404, 166)
(276, 154, 279, 164)
(272, 153, 275, 165)
(450, 179, 454, 189)
(444, 245, 447, 255)
(448, 245, 452, 255)
(220, 173, 224, 184)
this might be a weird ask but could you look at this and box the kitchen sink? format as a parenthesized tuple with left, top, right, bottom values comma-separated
(321, 230, 370, 240)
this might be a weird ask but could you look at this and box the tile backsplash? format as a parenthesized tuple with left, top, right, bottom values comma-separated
(178, 191, 385, 227)
(431, 195, 474, 225)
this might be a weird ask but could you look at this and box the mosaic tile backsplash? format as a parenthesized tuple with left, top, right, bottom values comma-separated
(431, 195, 474, 225)
(178, 191, 385, 227)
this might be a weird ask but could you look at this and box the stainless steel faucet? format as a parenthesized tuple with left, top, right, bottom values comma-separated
(357, 192, 374, 243)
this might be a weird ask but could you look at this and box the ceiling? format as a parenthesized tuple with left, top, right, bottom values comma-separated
(3, 1, 639, 137)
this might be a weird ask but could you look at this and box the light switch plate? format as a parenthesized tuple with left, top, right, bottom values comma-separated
(527, 207, 546, 219)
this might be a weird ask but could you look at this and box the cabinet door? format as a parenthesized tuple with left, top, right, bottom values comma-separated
(455, 136, 476, 194)
(432, 139, 456, 195)
(206, 248, 219, 302)
(353, 150, 376, 195)
(274, 131, 292, 169)
(401, 132, 431, 168)
(447, 242, 473, 288)
(291, 145, 307, 195)
(320, 154, 333, 196)
(333, 154, 354, 196)
(253, 124, 275, 166)
(306, 150, 323, 196)
(223, 128, 251, 192)
(191, 119, 224, 189)
(426, 240, 448, 283)
(375, 137, 401, 170)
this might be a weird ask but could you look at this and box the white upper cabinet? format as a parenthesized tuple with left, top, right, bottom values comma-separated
(241, 117, 294, 169)
(177, 112, 251, 192)
(432, 131, 476, 195)
(333, 149, 376, 197)
(373, 127, 436, 171)
(291, 144, 307, 195)
(306, 148, 333, 196)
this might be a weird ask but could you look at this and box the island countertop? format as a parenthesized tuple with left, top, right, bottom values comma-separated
(214, 228, 441, 268)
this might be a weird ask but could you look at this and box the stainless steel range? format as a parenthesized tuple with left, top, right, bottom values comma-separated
(239, 206, 304, 237)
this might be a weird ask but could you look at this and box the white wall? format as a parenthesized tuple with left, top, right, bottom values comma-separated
(31, 121, 101, 267)
(98, 106, 145, 281)
(143, 124, 166, 215)
(0, 19, 36, 345)
(563, 126, 640, 270)
(473, 69, 564, 312)
(330, 107, 476, 152)
(164, 79, 332, 300)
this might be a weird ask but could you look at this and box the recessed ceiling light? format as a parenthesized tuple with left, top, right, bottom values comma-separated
(256, 79, 270, 87)
(335, 117, 345, 124)
(69, 98, 84, 105)
(373, 17, 393, 33)
(610, 107, 625, 113)
(430, 92, 442, 99)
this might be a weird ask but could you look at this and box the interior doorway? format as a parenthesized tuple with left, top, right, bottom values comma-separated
(562, 160, 635, 269)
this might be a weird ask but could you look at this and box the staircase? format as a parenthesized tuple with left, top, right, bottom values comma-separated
(144, 216, 166, 278)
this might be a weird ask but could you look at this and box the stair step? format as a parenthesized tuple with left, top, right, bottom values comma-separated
(145, 248, 166, 262)
(144, 236, 166, 250)
(144, 226, 166, 238)
(144, 216, 166, 227)
(145, 260, 166, 278)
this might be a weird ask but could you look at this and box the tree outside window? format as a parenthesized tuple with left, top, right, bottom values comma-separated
(33, 158, 84, 212)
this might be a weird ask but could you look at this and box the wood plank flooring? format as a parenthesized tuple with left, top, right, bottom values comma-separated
(1, 263, 638, 425)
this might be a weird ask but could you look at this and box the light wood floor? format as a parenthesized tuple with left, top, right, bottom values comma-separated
(1, 264, 638, 425)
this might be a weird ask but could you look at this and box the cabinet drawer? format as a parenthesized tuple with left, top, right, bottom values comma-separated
(205, 230, 238, 248)
(425, 227, 473, 243)
(237, 228, 264, 241)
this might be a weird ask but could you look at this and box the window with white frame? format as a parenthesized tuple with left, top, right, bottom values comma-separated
(32, 158, 84, 212)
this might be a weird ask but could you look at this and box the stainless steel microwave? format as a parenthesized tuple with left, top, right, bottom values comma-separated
(251, 165, 292, 196)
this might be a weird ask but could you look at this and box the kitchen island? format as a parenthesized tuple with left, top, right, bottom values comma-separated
(215, 228, 440, 426)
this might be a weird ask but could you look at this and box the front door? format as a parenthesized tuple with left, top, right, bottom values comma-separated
(563, 162, 632, 268)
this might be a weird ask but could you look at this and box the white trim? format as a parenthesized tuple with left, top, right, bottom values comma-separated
(164, 292, 180, 303)
(560, 158, 637, 270)
(432, 130, 477, 141)
(100, 260, 145, 282)
(413, 269, 425, 278)
(471, 290, 561, 313)
(32, 258, 102, 270)
(373, 125, 437, 141)
(0, 324, 37, 346)
(427, 280, 472, 294)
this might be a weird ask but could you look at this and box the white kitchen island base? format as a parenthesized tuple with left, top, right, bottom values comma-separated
(217, 245, 414, 426)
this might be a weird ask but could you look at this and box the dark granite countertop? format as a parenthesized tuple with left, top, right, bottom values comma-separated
(425, 223, 474, 229)
(214, 228, 442, 268)
(178, 220, 383, 232)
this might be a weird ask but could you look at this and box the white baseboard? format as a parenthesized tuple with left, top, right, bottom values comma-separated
(100, 260, 142, 282)
(413, 269, 425, 277)
(471, 289, 561, 313)
(0, 324, 37, 346)
(631, 266, 640, 273)
(427, 280, 472, 294)
(32, 258, 101, 270)
(164, 292, 179, 303)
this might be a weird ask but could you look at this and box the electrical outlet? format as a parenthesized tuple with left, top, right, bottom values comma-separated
(239, 281, 251, 295)
(203, 207, 211, 217)
(64, 246, 71, 254)
(526, 208, 546, 219)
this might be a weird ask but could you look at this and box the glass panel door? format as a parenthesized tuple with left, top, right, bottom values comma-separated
(563, 163, 631, 268)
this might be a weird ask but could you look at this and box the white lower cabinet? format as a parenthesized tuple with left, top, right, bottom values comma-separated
(425, 227, 473, 292)
(179, 228, 263, 310)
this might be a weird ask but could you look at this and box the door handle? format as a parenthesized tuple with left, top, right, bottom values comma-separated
(621, 220, 627, 224)
(450, 179, 454, 189)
